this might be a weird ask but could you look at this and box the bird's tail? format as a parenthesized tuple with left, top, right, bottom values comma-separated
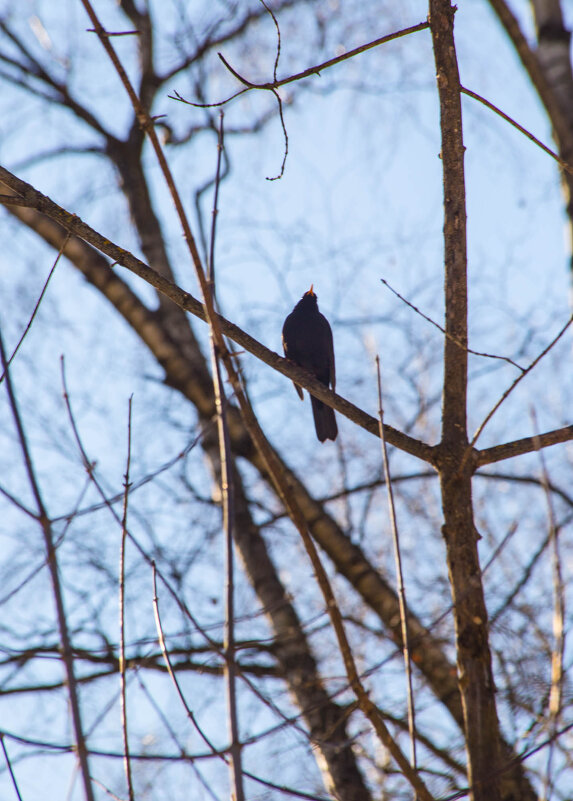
(310, 396, 338, 442)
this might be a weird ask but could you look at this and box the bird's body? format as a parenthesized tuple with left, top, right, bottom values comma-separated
(282, 287, 338, 442)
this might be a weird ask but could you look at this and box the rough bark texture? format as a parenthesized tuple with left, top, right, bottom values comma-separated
(429, 2, 503, 799)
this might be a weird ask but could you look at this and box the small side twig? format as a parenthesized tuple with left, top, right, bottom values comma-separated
(213, 21, 430, 95)
(119, 396, 135, 801)
(86, 28, 139, 37)
(151, 565, 222, 757)
(376, 357, 417, 776)
(215, 0, 288, 180)
(259, 0, 287, 180)
(206, 114, 245, 801)
(0, 734, 23, 801)
(380, 277, 524, 371)
(0, 332, 95, 801)
(208, 111, 224, 285)
(531, 409, 565, 800)
(0, 231, 70, 385)
(169, 21, 430, 112)
(461, 86, 573, 176)
(470, 316, 572, 450)
(455, 316, 573, 480)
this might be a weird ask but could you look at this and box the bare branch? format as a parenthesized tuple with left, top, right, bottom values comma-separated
(477, 425, 573, 466)
(119, 397, 135, 801)
(0, 333, 95, 801)
(531, 410, 566, 797)
(0, 735, 23, 801)
(151, 565, 222, 756)
(376, 357, 417, 771)
(215, 21, 430, 93)
(381, 277, 525, 371)
(0, 165, 435, 464)
(461, 86, 573, 175)
(430, 2, 503, 798)
(0, 231, 69, 384)
(470, 317, 572, 451)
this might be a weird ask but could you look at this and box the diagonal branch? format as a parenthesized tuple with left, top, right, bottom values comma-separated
(0, 165, 433, 464)
(0, 332, 95, 801)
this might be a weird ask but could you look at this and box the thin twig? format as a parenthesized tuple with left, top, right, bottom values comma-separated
(59, 359, 312, 751)
(0, 231, 70, 385)
(258, 0, 287, 180)
(455, 316, 573, 480)
(380, 277, 524, 371)
(0, 332, 95, 801)
(85, 28, 139, 37)
(169, 22, 429, 112)
(376, 357, 418, 776)
(531, 409, 565, 800)
(0, 734, 23, 801)
(461, 86, 573, 176)
(119, 396, 135, 801)
(266, 87, 288, 180)
(469, 316, 572, 451)
(207, 113, 245, 801)
(214, 21, 429, 94)
(151, 565, 222, 756)
(208, 111, 224, 285)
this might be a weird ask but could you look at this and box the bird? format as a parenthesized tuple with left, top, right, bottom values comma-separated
(282, 285, 338, 442)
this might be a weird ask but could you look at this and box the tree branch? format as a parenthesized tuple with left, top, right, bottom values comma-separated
(0, 166, 434, 464)
(430, 2, 504, 799)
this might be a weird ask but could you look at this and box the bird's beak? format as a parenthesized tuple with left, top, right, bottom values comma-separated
(305, 284, 315, 296)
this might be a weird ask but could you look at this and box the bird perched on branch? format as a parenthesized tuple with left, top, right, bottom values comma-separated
(282, 285, 338, 442)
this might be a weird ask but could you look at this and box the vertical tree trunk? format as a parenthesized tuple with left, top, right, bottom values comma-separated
(429, 2, 503, 799)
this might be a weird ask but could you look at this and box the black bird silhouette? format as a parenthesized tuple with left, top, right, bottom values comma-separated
(282, 285, 338, 442)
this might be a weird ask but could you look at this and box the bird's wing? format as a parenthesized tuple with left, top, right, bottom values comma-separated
(282, 328, 304, 400)
(328, 324, 336, 392)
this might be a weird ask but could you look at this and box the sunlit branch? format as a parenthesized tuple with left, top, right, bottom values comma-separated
(477, 424, 573, 466)
(218, 22, 430, 92)
(0, 165, 434, 465)
(169, 21, 429, 112)
(376, 357, 418, 772)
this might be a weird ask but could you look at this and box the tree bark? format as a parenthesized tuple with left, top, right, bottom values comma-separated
(430, 2, 503, 799)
